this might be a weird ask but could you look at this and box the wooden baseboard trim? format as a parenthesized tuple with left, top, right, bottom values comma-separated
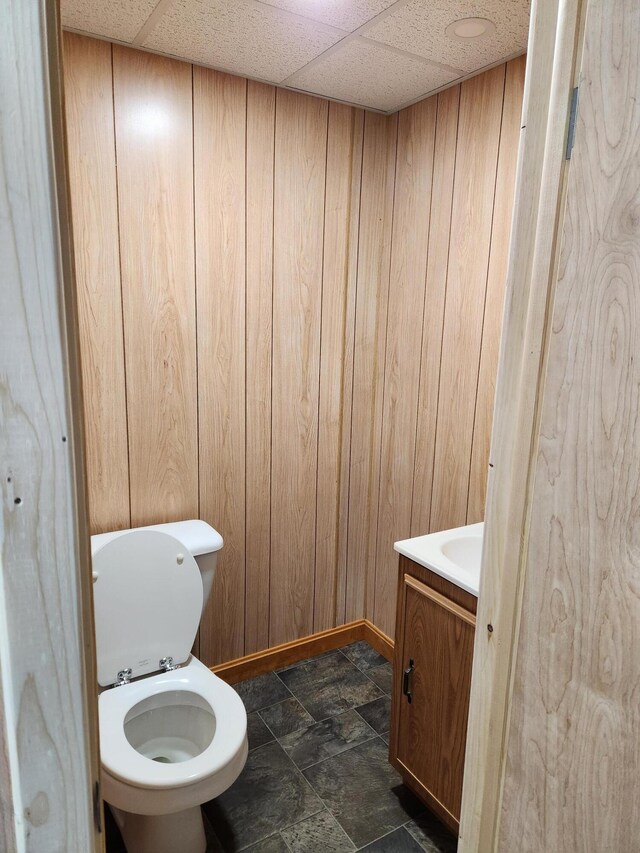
(362, 619, 394, 661)
(212, 619, 394, 684)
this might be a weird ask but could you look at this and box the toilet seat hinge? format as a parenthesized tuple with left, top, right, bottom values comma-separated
(159, 656, 178, 672)
(113, 668, 132, 687)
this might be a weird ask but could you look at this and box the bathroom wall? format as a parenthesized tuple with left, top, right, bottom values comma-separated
(63, 32, 524, 663)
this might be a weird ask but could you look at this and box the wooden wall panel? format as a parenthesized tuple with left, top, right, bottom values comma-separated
(500, 0, 640, 845)
(411, 85, 460, 536)
(245, 80, 275, 655)
(314, 103, 364, 631)
(65, 37, 523, 661)
(112, 46, 198, 526)
(62, 33, 130, 533)
(467, 55, 526, 523)
(346, 112, 398, 622)
(270, 90, 328, 646)
(374, 98, 437, 635)
(430, 66, 506, 533)
(194, 67, 247, 664)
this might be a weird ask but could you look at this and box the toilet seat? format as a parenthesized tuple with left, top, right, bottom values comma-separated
(99, 659, 246, 790)
(92, 530, 204, 686)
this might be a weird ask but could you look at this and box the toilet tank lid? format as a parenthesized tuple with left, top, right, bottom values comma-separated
(91, 520, 223, 559)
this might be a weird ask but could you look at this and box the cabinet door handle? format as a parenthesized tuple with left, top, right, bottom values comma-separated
(402, 658, 414, 704)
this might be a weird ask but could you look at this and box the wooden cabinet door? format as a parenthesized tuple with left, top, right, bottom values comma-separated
(395, 573, 475, 825)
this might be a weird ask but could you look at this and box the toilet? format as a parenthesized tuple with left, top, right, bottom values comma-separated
(91, 520, 248, 853)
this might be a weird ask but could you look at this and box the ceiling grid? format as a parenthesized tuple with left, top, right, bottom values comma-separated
(61, 0, 529, 112)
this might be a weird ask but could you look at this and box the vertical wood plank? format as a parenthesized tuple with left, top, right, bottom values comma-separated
(467, 56, 526, 524)
(346, 112, 398, 622)
(373, 98, 437, 635)
(314, 103, 364, 631)
(411, 85, 460, 536)
(430, 66, 505, 533)
(195, 67, 247, 665)
(113, 46, 198, 526)
(499, 0, 640, 846)
(63, 33, 130, 534)
(270, 90, 328, 645)
(245, 80, 275, 655)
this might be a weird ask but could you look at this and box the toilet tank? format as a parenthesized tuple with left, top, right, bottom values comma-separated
(90, 520, 223, 614)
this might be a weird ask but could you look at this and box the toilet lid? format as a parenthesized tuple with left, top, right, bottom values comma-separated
(92, 530, 203, 687)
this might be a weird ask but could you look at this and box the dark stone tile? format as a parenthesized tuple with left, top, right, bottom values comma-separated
(356, 695, 391, 735)
(248, 711, 275, 751)
(404, 813, 458, 852)
(341, 641, 388, 672)
(235, 672, 290, 713)
(281, 810, 355, 852)
(302, 738, 423, 848)
(279, 651, 383, 720)
(259, 697, 314, 738)
(244, 835, 290, 853)
(381, 732, 390, 746)
(280, 709, 376, 770)
(359, 827, 424, 852)
(204, 741, 323, 850)
(367, 662, 393, 695)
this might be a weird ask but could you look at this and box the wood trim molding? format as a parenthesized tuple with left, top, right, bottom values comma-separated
(403, 575, 476, 627)
(212, 619, 393, 684)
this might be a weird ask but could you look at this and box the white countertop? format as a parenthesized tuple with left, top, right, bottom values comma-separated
(394, 522, 484, 597)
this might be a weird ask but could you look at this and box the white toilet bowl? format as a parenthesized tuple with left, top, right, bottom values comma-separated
(91, 522, 248, 853)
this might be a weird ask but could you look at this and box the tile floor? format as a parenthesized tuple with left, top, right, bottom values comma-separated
(105, 641, 457, 852)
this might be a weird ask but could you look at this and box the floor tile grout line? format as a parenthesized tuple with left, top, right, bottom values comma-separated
(255, 695, 313, 740)
(278, 806, 356, 852)
(299, 732, 382, 774)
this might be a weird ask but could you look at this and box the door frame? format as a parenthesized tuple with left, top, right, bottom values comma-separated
(0, 0, 591, 849)
(458, 0, 586, 850)
(0, 0, 102, 849)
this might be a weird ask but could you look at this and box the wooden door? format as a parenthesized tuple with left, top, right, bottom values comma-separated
(395, 574, 475, 828)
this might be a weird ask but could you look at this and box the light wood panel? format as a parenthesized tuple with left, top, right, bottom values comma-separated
(314, 103, 364, 631)
(346, 112, 398, 622)
(194, 67, 247, 664)
(430, 66, 506, 533)
(62, 33, 130, 533)
(467, 55, 526, 523)
(64, 38, 523, 665)
(411, 84, 460, 536)
(270, 89, 328, 645)
(499, 0, 640, 847)
(245, 80, 275, 655)
(1, 1, 100, 846)
(374, 97, 437, 635)
(112, 45, 198, 526)
(459, 2, 585, 848)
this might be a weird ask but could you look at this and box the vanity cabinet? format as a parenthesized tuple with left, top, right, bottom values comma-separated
(389, 556, 476, 833)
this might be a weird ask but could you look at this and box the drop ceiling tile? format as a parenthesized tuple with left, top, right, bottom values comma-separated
(61, 0, 159, 42)
(365, 0, 529, 73)
(259, 0, 397, 31)
(143, 0, 347, 83)
(289, 37, 460, 112)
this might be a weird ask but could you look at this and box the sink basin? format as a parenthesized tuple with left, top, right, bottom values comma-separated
(441, 534, 483, 574)
(394, 522, 484, 596)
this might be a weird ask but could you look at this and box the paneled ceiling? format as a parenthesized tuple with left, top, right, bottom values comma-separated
(61, 0, 529, 112)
